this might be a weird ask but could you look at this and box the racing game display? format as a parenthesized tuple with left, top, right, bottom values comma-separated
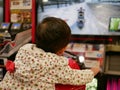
(37, 0, 120, 35)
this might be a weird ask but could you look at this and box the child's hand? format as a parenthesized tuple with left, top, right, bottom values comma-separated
(90, 67, 100, 76)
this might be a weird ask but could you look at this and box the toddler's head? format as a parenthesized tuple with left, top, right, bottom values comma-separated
(36, 17, 71, 54)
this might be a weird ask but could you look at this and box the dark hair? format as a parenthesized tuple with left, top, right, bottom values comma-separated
(35, 17, 71, 53)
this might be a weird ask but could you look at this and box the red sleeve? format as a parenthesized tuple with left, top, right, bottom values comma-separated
(68, 58, 80, 70)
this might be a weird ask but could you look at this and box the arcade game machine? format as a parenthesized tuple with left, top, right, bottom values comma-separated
(36, 0, 103, 90)
(103, 17, 120, 90)
(37, 1, 120, 90)
(0, 0, 7, 81)
(0, 0, 36, 81)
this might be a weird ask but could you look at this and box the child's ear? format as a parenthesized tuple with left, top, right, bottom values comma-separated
(56, 47, 66, 55)
(56, 49, 64, 55)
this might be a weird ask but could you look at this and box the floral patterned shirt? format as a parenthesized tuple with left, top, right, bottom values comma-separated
(0, 44, 94, 90)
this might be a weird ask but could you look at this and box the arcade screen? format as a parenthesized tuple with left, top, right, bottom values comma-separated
(109, 17, 120, 32)
(0, 23, 10, 29)
(11, 23, 21, 30)
(37, 0, 120, 35)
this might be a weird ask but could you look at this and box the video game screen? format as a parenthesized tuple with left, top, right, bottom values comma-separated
(1, 23, 10, 29)
(37, 0, 120, 35)
(11, 23, 21, 29)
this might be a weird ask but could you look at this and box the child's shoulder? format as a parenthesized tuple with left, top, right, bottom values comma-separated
(20, 43, 35, 49)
